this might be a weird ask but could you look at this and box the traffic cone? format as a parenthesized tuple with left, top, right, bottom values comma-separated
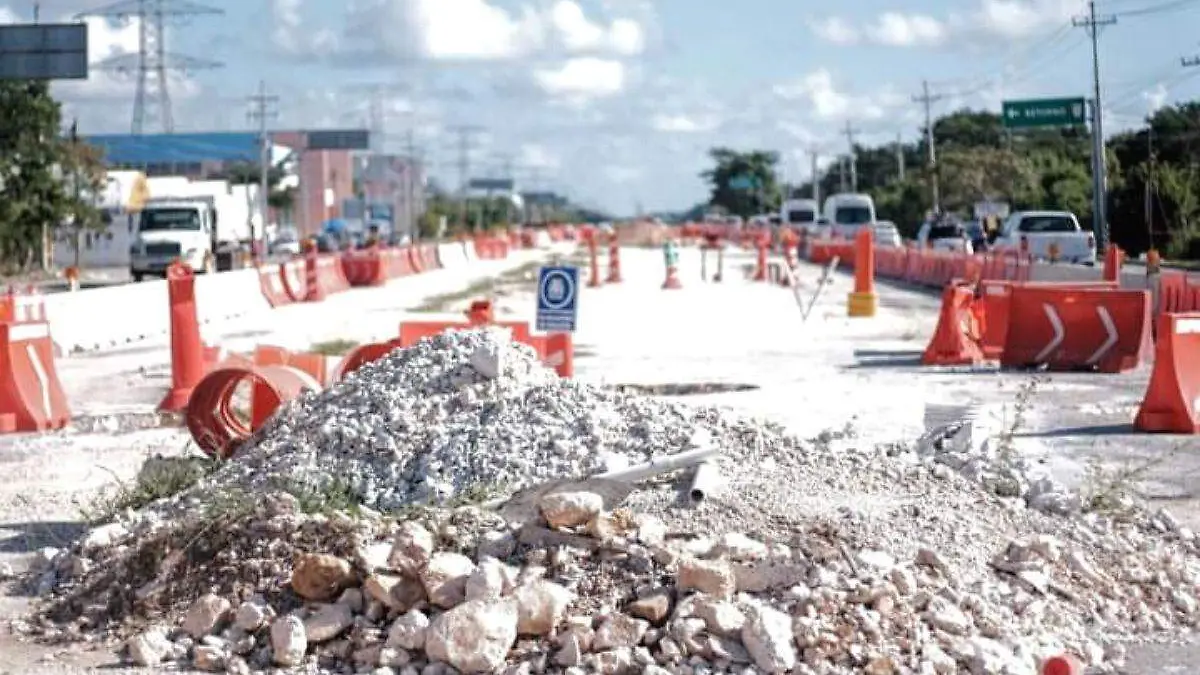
(753, 242, 768, 281)
(606, 240, 623, 283)
(587, 238, 602, 288)
(159, 261, 206, 412)
(662, 265, 682, 289)
(847, 227, 877, 317)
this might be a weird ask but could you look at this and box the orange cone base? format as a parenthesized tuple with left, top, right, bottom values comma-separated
(662, 272, 682, 289)
(159, 387, 194, 413)
(588, 277, 602, 288)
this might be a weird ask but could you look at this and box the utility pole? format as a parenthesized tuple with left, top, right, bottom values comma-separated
(843, 121, 859, 192)
(402, 128, 424, 241)
(448, 125, 484, 232)
(247, 80, 278, 258)
(1074, 1, 1116, 252)
(33, 2, 39, 21)
(895, 132, 906, 181)
(913, 80, 946, 215)
(810, 149, 820, 207)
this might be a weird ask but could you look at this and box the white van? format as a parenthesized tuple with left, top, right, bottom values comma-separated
(823, 193, 876, 238)
(781, 199, 819, 229)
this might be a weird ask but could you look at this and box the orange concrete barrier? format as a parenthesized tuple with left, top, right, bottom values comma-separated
(1001, 286, 1153, 373)
(0, 298, 70, 433)
(1135, 312, 1200, 433)
(186, 363, 321, 458)
(159, 262, 223, 412)
(921, 283, 985, 366)
(257, 265, 293, 307)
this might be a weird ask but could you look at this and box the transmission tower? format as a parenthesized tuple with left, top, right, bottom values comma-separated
(76, 0, 223, 135)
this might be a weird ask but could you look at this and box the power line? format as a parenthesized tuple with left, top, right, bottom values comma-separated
(446, 125, 485, 230)
(246, 80, 278, 255)
(913, 79, 947, 213)
(1074, 0, 1117, 252)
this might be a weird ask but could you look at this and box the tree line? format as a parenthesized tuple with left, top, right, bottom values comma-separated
(695, 102, 1200, 259)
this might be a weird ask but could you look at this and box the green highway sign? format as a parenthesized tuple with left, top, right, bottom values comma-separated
(1001, 97, 1087, 129)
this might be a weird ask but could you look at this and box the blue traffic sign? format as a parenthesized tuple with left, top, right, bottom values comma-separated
(536, 265, 578, 332)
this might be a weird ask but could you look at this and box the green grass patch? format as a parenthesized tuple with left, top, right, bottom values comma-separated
(309, 338, 361, 356)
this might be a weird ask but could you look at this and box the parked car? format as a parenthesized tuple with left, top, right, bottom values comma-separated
(872, 221, 902, 248)
(270, 227, 301, 257)
(917, 220, 973, 253)
(992, 210, 1096, 264)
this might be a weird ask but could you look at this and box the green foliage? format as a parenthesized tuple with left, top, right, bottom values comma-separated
(0, 81, 106, 272)
(700, 148, 782, 217)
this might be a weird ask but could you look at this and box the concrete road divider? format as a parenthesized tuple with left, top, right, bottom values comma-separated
(436, 242, 469, 269)
(1135, 312, 1200, 433)
(1000, 285, 1153, 373)
(257, 265, 292, 307)
(0, 297, 70, 433)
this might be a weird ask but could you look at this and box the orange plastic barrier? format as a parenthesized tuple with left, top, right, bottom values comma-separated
(408, 246, 425, 274)
(921, 283, 985, 366)
(186, 363, 321, 458)
(249, 346, 327, 429)
(334, 341, 400, 381)
(0, 287, 47, 323)
(257, 265, 292, 307)
(1001, 286, 1153, 373)
(977, 280, 1120, 360)
(1135, 312, 1200, 433)
(0, 304, 70, 433)
(279, 259, 306, 303)
(419, 244, 440, 271)
(160, 262, 223, 412)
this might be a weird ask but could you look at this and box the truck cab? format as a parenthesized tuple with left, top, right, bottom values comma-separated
(130, 199, 217, 281)
(822, 193, 876, 239)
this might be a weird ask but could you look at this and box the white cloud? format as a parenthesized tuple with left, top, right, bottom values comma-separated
(1143, 83, 1169, 114)
(808, 17, 859, 45)
(772, 69, 889, 121)
(49, 15, 200, 102)
(550, 1, 644, 55)
(284, 0, 643, 63)
(604, 165, 641, 183)
(519, 143, 560, 169)
(534, 57, 625, 99)
(868, 13, 947, 47)
(811, 0, 1082, 47)
(651, 114, 718, 133)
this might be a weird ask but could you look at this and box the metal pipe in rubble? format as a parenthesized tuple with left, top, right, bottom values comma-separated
(688, 461, 722, 505)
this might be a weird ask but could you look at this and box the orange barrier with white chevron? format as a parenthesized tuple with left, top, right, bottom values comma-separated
(0, 289, 69, 433)
(1135, 312, 1200, 434)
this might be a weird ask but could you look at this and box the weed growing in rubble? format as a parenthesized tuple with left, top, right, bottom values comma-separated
(1081, 449, 1175, 519)
(994, 377, 1043, 465)
(80, 453, 220, 524)
(309, 338, 361, 356)
(278, 478, 364, 516)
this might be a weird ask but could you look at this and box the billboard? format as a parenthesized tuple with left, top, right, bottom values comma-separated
(305, 129, 370, 150)
(0, 23, 88, 80)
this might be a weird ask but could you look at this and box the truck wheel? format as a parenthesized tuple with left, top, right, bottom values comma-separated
(202, 254, 216, 274)
(132, 272, 144, 283)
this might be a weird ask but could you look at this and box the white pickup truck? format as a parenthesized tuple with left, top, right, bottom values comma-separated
(993, 210, 1096, 265)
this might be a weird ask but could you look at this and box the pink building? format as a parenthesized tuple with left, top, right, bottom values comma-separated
(271, 131, 355, 237)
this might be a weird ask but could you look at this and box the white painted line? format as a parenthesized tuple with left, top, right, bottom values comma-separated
(25, 343, 52, 422)
(8, 323, 49, 341)
(1086, 306, 1118, 366)
(1035, 304, 1065, 363)
(985, 284, 1010, 296)
(1177, 318, 1200, 335)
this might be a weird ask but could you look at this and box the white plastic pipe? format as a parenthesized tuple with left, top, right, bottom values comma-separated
(688, 461, 723, 505)
(596, 446, 721, 483)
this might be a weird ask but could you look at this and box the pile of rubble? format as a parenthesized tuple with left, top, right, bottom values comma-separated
(14, 327, 1200, 673)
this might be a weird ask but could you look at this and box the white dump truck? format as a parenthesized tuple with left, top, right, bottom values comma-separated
(129, 190, 258, 281)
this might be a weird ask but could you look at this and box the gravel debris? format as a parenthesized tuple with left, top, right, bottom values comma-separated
(13, 327, 1200, 674)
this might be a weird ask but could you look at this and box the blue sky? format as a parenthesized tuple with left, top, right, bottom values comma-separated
(5, 0, 1200, 215)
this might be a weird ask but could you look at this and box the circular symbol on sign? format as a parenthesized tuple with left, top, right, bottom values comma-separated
(540, 270, 575, 310)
